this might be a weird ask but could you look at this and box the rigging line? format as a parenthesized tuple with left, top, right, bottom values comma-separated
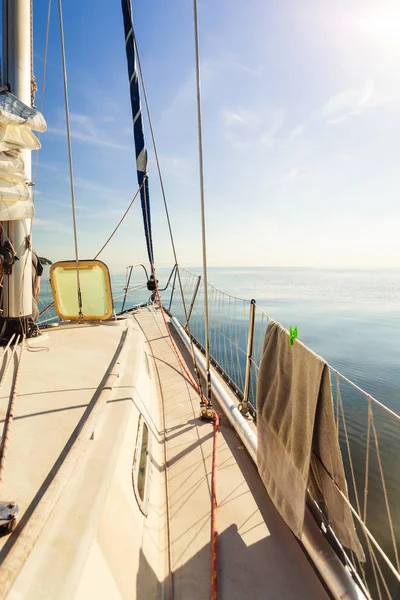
(0, 336, 22, 485)
(144, 327, 174, 600)
(121, 266, 134, 314)
(94, 178, 146, 260)
(139, 205, 206, 406)
(57, 0, 83, 319)
(211, 410, 219, 600)
(193, 0, 211, 406)
(16, 234, 35, 338)
(32, 0, 52, 203)
(133, 35, 200, 339)
(133, 37, 183, 297)
(363, 400, 372, 524)
(140, 156, 204, 400)
(336, 381, 372, 594)
(370, 410, 400, 571)
(30, 0, 37, 106)
(142, 172, 154, 269)
(0, 334, 16, 365)
(331, 368, 400, 421)
(191, 4, 218, 598)
(39, 180, 146, 317)
(149, 277, 220, 580)
(168, 265, 178, 311)
(314, 452, 400, 584)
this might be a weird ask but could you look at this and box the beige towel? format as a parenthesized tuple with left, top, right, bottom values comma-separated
(256, 320, 364, 561)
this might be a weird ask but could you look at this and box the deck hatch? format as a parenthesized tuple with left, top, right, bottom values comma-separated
(50, 260, 113, 321)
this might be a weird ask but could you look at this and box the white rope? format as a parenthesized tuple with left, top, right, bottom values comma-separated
(193, 0, 212, 403)
(0, 334, 16, 361)
(57, 0, 83, 320)
(0, 335, 21, 398)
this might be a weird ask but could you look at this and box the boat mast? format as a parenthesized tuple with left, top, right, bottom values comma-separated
(2, 0, 33, 320)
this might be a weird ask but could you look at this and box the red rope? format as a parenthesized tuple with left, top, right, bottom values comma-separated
(154, 279, 200, 394)
(152, 276, 218, 600)
(211, 411, 219, 600)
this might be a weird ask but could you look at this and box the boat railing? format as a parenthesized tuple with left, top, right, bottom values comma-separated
(170, 267, 400, 600)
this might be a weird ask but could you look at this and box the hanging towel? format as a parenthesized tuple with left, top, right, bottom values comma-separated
(256, 319, 364, 561)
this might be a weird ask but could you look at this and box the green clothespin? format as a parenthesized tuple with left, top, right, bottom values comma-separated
(289, 326, 298, 346)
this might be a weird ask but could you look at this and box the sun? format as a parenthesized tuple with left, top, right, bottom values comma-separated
(358, 4, 400, 44)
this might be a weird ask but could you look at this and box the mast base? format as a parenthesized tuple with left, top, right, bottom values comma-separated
(0, 317, 38, 344)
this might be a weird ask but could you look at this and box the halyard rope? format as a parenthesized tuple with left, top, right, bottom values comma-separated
(32, 0, 52, 203)
(134, 33, 205, 402)
(57, 0, 83, 320)
(39, 180, 146, 317)
(191, 3, 218, 591)
(192, 0, 212, 409)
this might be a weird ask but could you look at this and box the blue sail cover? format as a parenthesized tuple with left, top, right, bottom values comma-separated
(121, 0, 154, 264)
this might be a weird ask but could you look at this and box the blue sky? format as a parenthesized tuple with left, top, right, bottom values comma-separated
(31, 0, 400, 270)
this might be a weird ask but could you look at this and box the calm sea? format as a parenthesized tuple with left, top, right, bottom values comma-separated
(39, 266, 400, 595)
(199, 267, 400, 412)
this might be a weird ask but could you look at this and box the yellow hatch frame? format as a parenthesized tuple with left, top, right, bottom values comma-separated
(50, 260, 113, 321)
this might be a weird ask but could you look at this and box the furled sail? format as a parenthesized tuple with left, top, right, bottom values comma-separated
(121, 0, 154, 264)
(0, 91, 46, 220)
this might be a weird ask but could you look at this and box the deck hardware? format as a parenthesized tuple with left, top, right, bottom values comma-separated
(0, 500, 19, 535)
(185, 275, 201, 329)
(289, 325, 298, 346)
(240, 299, 256, 417)
(200, 403, 216, 422)
(0, 242, 17, 275)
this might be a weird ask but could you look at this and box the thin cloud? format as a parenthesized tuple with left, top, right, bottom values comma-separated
(260, 112, 285, 148)
(38, 161, 60, 172)
(74, 177, 133, 198)
(38, 198, 91, 212)
(47, 111, 130, 150)
(221, 107, 284, 149)
(287, 80, 391, 140)
(221, 108, 260, 129)
(280, 166, 303, 185)
(288, 123, 307, 139)
(321, 80, 375, 124)
(33, 217, 71, 236)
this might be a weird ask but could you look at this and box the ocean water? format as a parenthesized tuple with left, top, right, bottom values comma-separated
(39, 266, 400, 595)
(175, 267, 400, 595)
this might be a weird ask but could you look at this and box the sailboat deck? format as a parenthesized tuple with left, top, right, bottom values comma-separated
(0, 320, 128, 549)
(136, 306, 329, 599)
(0, 307, 330, 598)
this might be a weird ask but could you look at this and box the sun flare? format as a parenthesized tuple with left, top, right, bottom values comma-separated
(358, 4, 400, 44)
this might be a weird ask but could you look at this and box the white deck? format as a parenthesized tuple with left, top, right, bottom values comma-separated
(0, 307, 329, 599)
